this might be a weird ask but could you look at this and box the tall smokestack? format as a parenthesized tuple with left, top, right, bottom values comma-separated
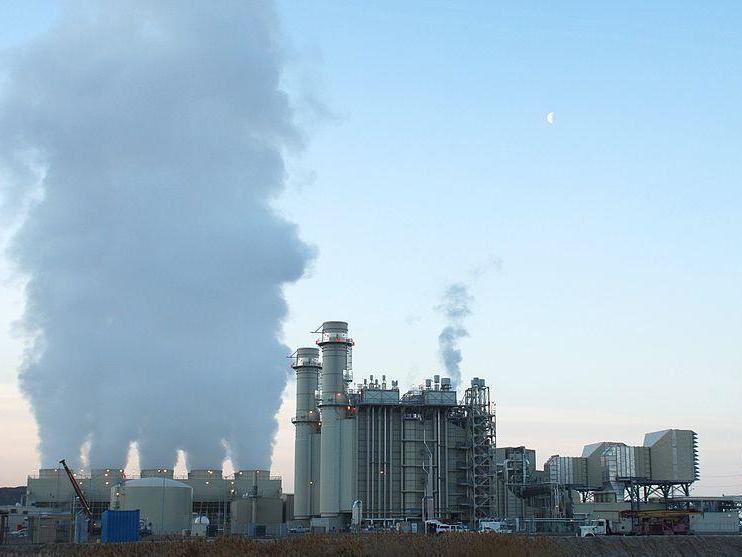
(317, 321, 353, 517)
(292, 347, 321, 520)
(0, 2, 313, 470)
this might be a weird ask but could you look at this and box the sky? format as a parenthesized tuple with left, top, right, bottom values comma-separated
(1, 1, 741, 495)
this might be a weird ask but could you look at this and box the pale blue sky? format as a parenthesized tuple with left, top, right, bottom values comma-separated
(1, 2, 740, 493)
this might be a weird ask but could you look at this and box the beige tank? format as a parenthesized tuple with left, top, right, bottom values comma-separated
(111, 477, 192, 535)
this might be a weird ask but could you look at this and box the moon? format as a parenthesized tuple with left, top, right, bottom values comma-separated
(546, 111, 555, 125)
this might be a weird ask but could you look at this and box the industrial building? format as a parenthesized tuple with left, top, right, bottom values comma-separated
(292, 321, 734, 534)
(25, 467, 289, 535)
(14, 319, 739, 539)
(489, 430, 709, 533)
(293, 321, 497, 530)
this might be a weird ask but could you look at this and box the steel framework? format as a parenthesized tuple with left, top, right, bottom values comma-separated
(620, 477, 694, 503)
(463, 381, 496, 525)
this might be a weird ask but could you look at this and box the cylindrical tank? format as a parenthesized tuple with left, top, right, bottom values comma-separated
(111, 478, 192, 535)
(292, 347, 321, 520)
(317, 321, 353, 517)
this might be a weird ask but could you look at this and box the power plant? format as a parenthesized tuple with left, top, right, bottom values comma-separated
(292, 321, 496, 531)
(289, 321, 736, 535)
(4, 319, 740, 542)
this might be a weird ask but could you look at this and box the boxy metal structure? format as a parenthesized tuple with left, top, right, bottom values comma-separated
(101, 509, 139, 543)
(293, 321, 497, 530)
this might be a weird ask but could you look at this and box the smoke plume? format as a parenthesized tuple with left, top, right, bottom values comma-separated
(435, 283, 473, 388)
(0, 2, 313, 470)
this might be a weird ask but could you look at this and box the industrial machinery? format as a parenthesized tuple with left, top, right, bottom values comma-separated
(59, 458, 93, 535)
(292, 320, 497, 531)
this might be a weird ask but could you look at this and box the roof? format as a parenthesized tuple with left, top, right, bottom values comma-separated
(643, 430, 670, 446)
(123, 478, 191, 489)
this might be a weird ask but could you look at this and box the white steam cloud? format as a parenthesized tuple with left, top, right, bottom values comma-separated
(435, 283, 473, 388)
(0, 2, 313, 470)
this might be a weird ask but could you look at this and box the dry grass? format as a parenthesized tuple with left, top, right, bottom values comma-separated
(3, 533, 742, 557)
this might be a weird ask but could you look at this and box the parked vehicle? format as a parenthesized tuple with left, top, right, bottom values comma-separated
(580, 518, 609, 537)
(580, 510, 701, 537)
(479, 520, 513, 534)
(425, 520, 467, 533)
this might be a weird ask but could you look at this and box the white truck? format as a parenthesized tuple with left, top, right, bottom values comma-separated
(479, 520, 513, 534)
(579, 518, 609, 537)
(425, 520, 467, 533)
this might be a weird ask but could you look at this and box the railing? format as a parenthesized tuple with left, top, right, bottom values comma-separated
(316, 331, 354, 344)
(29, 472, 282, 482)
(293, 356, 321, 367)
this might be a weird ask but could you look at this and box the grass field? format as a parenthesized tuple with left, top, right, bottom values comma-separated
(2, 533, 742, 556)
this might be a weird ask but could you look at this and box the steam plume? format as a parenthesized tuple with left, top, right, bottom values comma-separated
(0, 2, 312, 470)
(435, 283, 473, 388)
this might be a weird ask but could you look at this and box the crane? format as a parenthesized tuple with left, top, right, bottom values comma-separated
(59, 459, 93, 521)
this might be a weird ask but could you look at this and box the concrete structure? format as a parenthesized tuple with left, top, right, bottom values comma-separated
(25, 467, 287, 533)
(291, 347, 321, 520)
(230, 497, 284, 534)
(26, 469, 76, 511)
(293, 321, 497, 531)
(111, 477, 192, 535)
(317, 322, 353, 522)
(26, 467, 124, 518)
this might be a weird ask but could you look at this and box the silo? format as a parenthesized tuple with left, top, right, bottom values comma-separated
(317, 321, 353, 518)
(111, 477, 192, 535)
(292, 348, 321, 520)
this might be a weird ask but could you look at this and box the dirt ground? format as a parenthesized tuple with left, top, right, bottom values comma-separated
(2, 533, 742, 556)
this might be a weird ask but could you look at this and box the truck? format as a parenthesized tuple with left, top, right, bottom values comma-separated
(579, 510, 702, 537)
(619, 509, 699, 535)
(479, 520, 513, 534)
(424, 520, 467, 533)
(579, 518, 609, 537)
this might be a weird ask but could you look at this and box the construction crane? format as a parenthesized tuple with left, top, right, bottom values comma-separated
(59, 459, 93, 521)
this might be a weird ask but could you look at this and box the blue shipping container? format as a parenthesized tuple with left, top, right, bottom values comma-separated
(101, 510, 140, 543)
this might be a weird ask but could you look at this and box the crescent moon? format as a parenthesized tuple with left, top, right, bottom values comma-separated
(546, 112, 555, 125)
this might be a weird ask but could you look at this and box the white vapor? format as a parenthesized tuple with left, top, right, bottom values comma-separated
(0, 1, 314, 470)
(435, 283, 473, 388)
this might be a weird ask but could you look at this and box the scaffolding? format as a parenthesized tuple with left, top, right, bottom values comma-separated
(463, 378, 496, 525)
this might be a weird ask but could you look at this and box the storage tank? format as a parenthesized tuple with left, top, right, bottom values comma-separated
(111, 477, 192, 535)
(292, 348, 321, 520)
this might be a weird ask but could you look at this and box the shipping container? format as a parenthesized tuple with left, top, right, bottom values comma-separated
(101, 509, 140, 543)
